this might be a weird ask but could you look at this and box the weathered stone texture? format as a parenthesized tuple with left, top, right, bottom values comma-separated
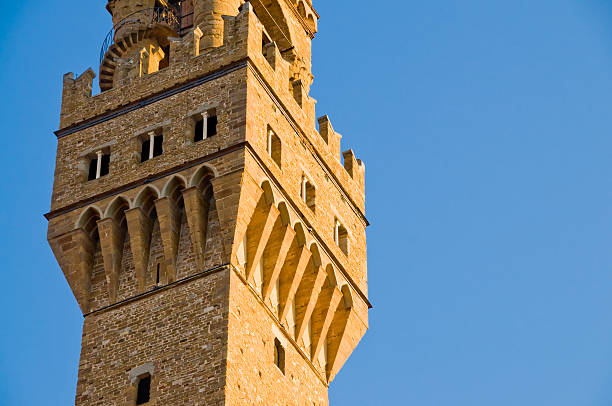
(47, 1, 369, 405)
(76, 270, 230, 406)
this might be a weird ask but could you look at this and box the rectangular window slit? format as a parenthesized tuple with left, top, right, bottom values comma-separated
(136, 375, 151, 405)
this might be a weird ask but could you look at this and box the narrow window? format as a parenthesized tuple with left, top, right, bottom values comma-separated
(300, 176, 315, 211)
(100, 154, 110, 176)
(292, 80, 303, 107)
(88, 150, 111, 181)
(155, 263, 161, 286)
(153, 135, 163, 157)
(274, 338, 285, 374)
(88, 158, 97, 181)
(207, 114, 217, 138)
(334, 219, 349, 255)
(267, 129, 281, 167)
(140, 138, 150, 163)
(136, 374, 151, 405)
(194, 117, 204, 142)
(141, 131, 163, 162)
(193, 111, 217, 142)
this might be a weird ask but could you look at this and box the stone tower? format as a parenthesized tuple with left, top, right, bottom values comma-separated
(46, 1, 370, 404)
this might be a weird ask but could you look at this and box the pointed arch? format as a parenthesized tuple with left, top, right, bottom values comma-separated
(156, 175, 191, 283)
(325, 263, 338, 289)
(260, 179, 275, 206)
(161, 175, 188, 199)
(309, 243, 322, 269)
(340, 284, 354, 309)
(277, 201, 291, 226)
(307, 14, 315, 27)
(189, 164, 218, 188)
(251, 0, 294, 51)
(293, 222, 307, 247)
(77, 206, 103, 237)
(134, 186, 161, 214)
(104, 196, 131, 223)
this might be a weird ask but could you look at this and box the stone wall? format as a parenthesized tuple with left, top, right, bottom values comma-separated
(48, 1, 369, 405)
(76, 269, 230, 406)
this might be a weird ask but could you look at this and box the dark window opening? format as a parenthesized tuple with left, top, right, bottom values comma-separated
(140, 139, 150, 163)
(88, 153, 111, 181)
(100, 154, 110, 177)
(207, 115, 217, 138)
(88, 158, 97, 181)
(156, 263, 161, 286)
(194, 113, 217, 142)
(153, 135, 163, 157)
(194, 118, 204, 142)
(274, 338, 285, 374)
(141, 134, 163, 163)
(136, 375, 151, 405)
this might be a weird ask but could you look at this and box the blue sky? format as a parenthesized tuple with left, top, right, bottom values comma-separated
(2, 0, 612, 405)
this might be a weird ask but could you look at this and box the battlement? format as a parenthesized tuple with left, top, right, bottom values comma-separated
(48, 2, 368, 404)
(60, 6, 251, 129)
(57, 2, 364, 215)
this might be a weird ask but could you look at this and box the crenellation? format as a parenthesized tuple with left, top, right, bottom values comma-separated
(48, 1, 368, 405)
(60, 69, 96, 124)
(342, 149, 366, 193)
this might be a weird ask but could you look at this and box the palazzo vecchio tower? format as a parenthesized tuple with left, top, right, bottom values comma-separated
(46, 1, 370, 404)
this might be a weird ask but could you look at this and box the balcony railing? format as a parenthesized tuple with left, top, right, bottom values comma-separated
(100, 7, 181, 64)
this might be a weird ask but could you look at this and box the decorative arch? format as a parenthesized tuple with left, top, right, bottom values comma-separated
(261, 180, 275, 205)
(277, 201, 291, 226)
(133, 186, 161, 217)
(161, 175, 188, 200)
(324, 263, 338, 288)
(340, 285, 354, 309)
(77, 206, 103, 237)
(293, 222, 307, 247)
(189, 164, 217, 189)
(251, 0, 294, 51)
(309, 242, 322, 268)
(297, 1, 306, 17)
(307, 14, 315, 27)
(104, 196, 131, 221)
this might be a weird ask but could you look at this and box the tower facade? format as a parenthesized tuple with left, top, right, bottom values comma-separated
(46, 1, 369, 404)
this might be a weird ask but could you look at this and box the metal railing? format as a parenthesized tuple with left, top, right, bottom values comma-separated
(100, 6, 181, 63)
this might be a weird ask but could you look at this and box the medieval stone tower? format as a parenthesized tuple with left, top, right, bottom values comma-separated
(46, 1, 369, 404)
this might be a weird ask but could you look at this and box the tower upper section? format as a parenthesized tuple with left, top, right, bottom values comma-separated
(48, 2, 368, 401)
(99, 0, 318, 93)
(57, 0, 364, 218)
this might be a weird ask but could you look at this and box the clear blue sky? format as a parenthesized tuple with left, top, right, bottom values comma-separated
(2, 0, 612, 404)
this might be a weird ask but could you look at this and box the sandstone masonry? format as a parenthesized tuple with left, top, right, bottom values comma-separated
(47, 1, 369, 405)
